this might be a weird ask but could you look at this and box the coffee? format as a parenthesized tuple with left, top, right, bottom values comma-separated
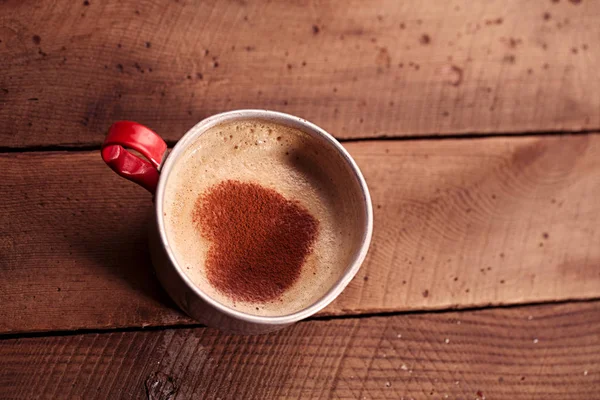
(163, 119, 365, 316)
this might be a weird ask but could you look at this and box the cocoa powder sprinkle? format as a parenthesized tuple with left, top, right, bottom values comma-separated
(193, 180, 319, 303)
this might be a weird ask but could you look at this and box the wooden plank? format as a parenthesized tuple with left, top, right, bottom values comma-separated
(2, 134, 600, 334)
(1, 0, 598, 148)
(1, 302, 599, 399)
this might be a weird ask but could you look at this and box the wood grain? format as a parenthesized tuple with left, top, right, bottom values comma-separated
(1, 0, 599, 148)
(2, 134, 600, 334)
(1, 302, 599, 399)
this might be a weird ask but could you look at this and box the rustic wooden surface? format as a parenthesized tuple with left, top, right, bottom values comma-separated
(2, 1, 600, 398)
(2, 134, 600, 334)
(1, 0, 599, 148)
(1, 301, 599, 400)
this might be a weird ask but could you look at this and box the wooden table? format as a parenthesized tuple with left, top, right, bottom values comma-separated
(1, 1, 599, 398)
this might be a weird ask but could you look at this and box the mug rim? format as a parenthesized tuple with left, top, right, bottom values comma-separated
(154, 110, 373, 326)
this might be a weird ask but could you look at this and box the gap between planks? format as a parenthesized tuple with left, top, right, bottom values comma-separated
(0, 297, 598, 341)
(0, 129, 598, 154)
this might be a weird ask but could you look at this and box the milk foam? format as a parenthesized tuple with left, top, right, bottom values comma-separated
(163, 119, 364, 316)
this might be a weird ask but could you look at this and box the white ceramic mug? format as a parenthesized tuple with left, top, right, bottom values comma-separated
(101, 110, 373, 334)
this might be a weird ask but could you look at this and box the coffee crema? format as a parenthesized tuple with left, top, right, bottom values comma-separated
(163, 119, 364, 316)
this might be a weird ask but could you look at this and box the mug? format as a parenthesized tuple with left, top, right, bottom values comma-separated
(101, 110, 373, 334)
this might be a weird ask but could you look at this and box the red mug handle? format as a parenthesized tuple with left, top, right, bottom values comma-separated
(101, 121, 168, 193)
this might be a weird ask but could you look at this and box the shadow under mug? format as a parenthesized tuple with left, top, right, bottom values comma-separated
(101, 110, 373, 334)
